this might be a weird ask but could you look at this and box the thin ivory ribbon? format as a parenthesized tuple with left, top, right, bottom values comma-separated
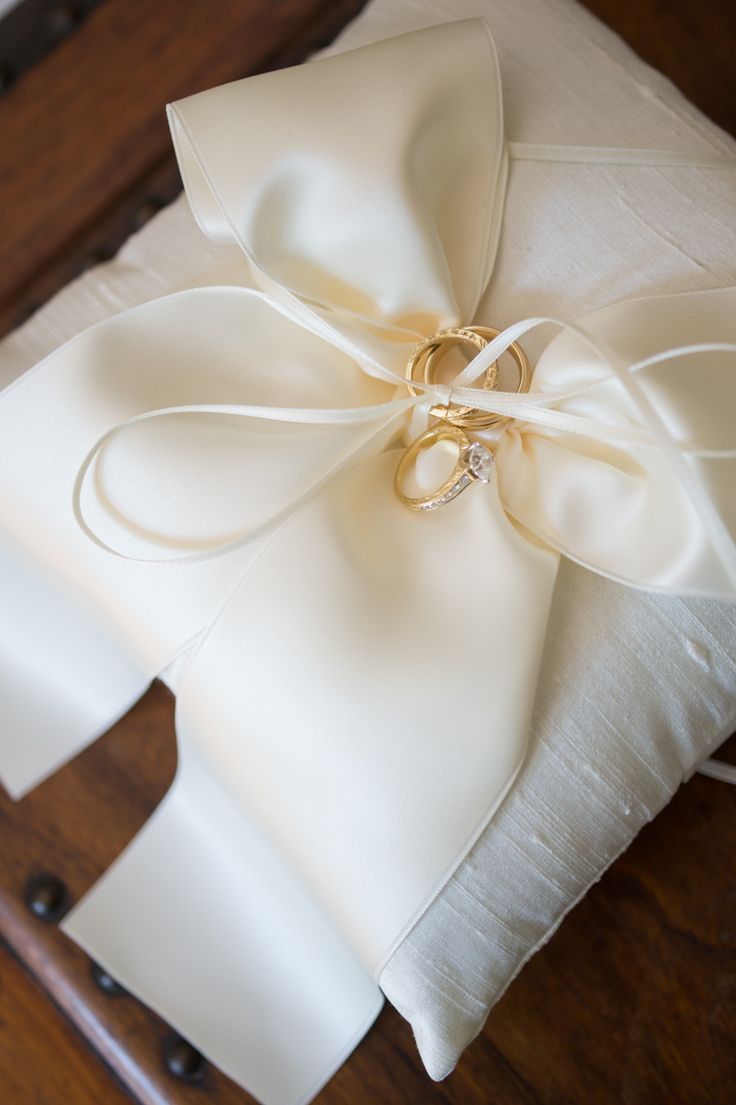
(2, 18, 736, 1105)
(73, 307, 736, 587)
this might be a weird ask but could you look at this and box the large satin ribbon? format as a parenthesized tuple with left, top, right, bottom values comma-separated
(1, 18, 736, 1105)
(69, 0, 736, 1022)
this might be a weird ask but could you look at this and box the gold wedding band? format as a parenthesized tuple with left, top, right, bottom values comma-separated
(405, 326, 498, 424)
(405, 324, 532, 430)
(394, 423, 494, 512)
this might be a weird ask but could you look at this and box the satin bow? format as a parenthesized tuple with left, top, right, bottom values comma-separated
(73, 23, 736, 595)
(1, 18, 736, 1105)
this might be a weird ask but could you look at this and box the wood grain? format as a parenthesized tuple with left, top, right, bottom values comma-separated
(0, 0, 369, 337)
(1, 0, 735, 1103)
(581, 0, 736, 136)
(0, 939, 132, 1105)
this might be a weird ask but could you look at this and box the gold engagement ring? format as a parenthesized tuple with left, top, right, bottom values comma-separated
(394, 424, 494, 511)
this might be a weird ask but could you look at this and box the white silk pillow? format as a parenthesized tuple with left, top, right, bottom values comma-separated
(323, 0, 736, 1079)
(1, 0, 734, 1088)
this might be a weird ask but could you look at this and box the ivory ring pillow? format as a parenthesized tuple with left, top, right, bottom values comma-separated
(1, 0, 735, 1102)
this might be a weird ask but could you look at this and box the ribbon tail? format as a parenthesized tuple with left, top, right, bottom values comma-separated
(63, 754, 383, 1105)
(176, 451, 559, 973)
(64, 448, 559, 1105)
(0, 528, 150, 798)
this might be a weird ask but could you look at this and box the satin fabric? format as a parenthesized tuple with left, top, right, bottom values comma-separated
(496, 288, 736, 595)
(1, 17, 735, 1105)
(169, 20, 507, 349)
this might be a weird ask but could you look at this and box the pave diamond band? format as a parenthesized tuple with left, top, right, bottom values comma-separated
(394, 425, 494, 512)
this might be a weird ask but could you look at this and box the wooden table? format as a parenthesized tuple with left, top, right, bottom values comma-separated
(1, 2, 735, 1103)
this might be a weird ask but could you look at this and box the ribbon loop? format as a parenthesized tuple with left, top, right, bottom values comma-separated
(168, 19, 508, 350)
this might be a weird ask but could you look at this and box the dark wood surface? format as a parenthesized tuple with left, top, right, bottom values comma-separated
(1, 2, 735, 1104)
(0, 0, 370, 338)
(1, 940, 132, 1105)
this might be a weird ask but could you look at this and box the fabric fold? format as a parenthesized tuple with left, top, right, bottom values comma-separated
(496, 287, 736, 596)
(168, 19, 507, 348)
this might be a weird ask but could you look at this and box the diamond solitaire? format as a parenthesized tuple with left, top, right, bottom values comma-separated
(463, 441, 493, 483)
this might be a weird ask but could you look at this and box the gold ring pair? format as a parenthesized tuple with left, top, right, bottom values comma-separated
(395, 325, 531, 512)
(404, 325, 530, 430)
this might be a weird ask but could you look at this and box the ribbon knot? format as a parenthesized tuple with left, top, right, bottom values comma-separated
(430, 382, 454, 410)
